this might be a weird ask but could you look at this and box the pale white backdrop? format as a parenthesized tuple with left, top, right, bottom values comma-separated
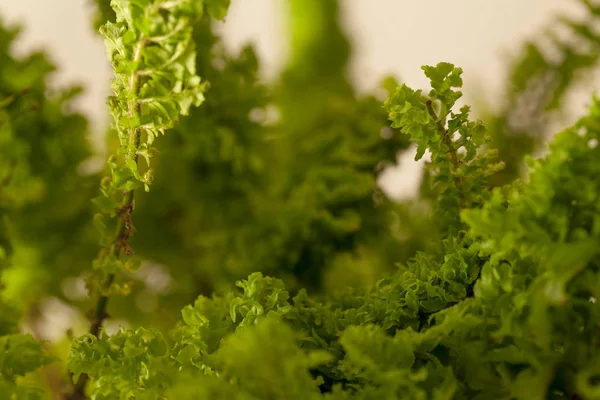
(0, 0, 585, 200)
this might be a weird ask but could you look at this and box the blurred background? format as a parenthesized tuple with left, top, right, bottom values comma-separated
(0, 1, 582, 115)
(0, 0, 590, 199)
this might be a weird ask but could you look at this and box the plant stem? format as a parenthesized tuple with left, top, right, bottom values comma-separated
(65, 38, 146, 400)
(426, 99, 465, 209)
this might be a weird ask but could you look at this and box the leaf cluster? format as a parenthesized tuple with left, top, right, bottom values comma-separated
(2, 1, 600, 399)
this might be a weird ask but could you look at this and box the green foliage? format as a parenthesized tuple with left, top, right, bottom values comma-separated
(175, 272, 292, 357)
(130, 15, 273, 303)
(1, 334, 55, 381)
(385, 62, 504, 233)
(0, 326, 53, 400)
(266, 0, 409, 291)
(0, 299, 54, 398)
(2, 0, 600, 399)
(86, 0, 233, 334)
(0, 17, 90, 399)
(0, 17, 98, 306)
(92, 0, 211, 286)
(69, 327, 172, 399)
(130, 0, 410, 303)
(188, 317, 329, 400)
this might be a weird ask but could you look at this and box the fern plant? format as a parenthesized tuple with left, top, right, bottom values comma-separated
(1, 0, 600, 399)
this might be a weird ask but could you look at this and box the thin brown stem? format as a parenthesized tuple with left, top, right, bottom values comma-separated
(65, 38, 146, 400)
